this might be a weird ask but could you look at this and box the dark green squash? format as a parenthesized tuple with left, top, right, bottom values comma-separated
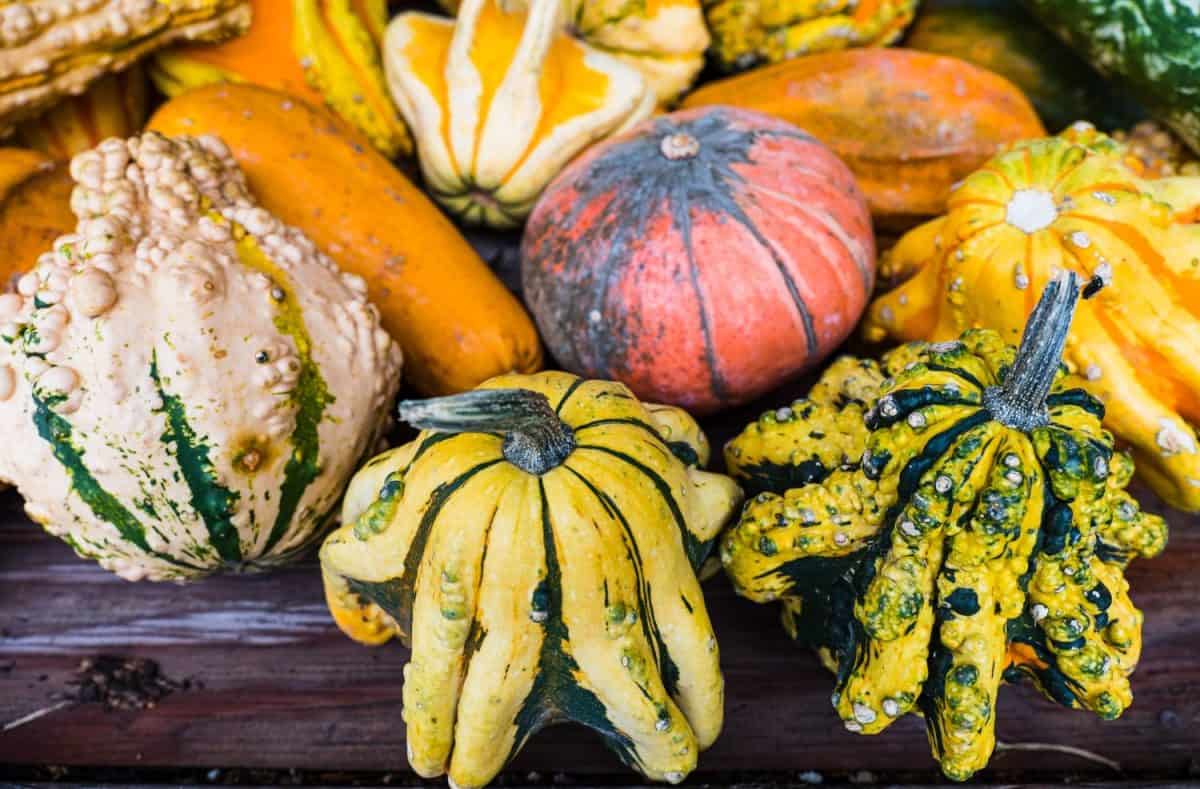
(1024, 0, 1200, 152)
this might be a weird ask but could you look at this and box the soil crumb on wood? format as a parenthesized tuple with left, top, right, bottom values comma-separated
(67, 655, 189, 711)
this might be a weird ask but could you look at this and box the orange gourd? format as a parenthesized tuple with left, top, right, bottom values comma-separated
(0, 149, 75, 290)
(682, 49, 1046, 227)
(149, 84, 542, 396)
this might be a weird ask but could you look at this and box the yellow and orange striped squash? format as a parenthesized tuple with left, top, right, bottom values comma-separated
(384, 0, 654, 227)
(865, 123, 1200, 512)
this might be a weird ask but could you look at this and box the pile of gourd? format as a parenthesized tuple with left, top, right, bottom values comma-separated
(0, 0, 1195, 784)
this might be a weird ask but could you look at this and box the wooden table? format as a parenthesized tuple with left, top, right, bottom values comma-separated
(1, 394, 1198, 786)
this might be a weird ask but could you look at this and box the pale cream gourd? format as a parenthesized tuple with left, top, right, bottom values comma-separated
(383, 0, 654, 228)
(0, 132, 402, 581)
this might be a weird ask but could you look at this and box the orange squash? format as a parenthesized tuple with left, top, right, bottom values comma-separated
(149, 84, 543, 396)
(150, 0, 410, 157)
(0, 149, 75, 290)
(682, 49, 1046, 227)
(17, 66, 148, 161)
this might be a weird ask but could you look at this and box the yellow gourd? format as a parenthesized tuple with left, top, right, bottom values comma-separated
(436, 0, 710, 105)
(724, 274, 1166, 779)
(866, 123, 1200, 512)
(383, 0, 654, 227)
(321, 371, 742, 788)
(703, 0, 917, 73)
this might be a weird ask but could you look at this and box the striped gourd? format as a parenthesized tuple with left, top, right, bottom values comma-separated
(722, 274, 1167, 780)
(321, 371, 742, 788)
(0, 132, 402, 581)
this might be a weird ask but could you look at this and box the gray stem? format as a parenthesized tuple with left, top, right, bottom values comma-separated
(983, 270, 1084, 431)
(398, 389, 576, 475)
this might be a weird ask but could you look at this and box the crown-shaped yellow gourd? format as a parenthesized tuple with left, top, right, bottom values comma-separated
(383, 0, 654, 227)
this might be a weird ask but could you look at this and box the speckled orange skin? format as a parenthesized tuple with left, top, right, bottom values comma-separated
(683, 49, 1046, 227)
(150, 83, 543, 397)
(0, 150, 75, 290)
(522, 106, 875, 414)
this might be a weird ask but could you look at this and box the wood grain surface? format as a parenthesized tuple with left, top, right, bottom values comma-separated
(0, 384, 1198, 783)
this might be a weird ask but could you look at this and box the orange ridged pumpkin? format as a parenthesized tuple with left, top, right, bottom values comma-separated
(522, 106, 875, 414)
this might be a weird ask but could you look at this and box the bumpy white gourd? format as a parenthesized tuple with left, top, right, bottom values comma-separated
(0, 132, 402, 581)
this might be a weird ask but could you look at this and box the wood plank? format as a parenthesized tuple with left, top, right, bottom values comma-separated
(1, 474, 1197, 780)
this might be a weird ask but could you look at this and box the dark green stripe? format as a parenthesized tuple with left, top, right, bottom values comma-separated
(576, 444, 708, 570)
(150, 355, 242, 563)
(511, 479, 639, 769)
(32, 392, 197, 571)
(555, 376, 587, 416)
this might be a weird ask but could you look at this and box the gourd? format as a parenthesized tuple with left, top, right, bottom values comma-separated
(703, 0, 917, 73)
(383, 0, 654, 228)
(722, 273, 1167, 780)
(320, 371, 742, 788)
(1113, 121, 1200, 178)
(0, 148, 75, 289)
(150, 0, 411, 158)
(522, 105, 875, 414)
(865, 125, 1200, 511)
(0, 132, 403, 581)
(904, 0, 1144, 133)
(1024, 0, 1200, 154)
(435, 0, 709, 106)
(149, 83, 543, 397)
(17, 66, 147, 161)
(682, 49, 1045, 227)
(0, 0, 249, 136)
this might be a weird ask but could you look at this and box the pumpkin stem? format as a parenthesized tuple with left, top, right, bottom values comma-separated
(984, 269, 1085, 431)
(398, 389, 576, 475)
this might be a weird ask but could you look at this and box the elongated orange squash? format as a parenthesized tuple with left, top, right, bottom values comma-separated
(682, 49, 1046, 227)
(149, 84, 543, 396)
(0, 149, 75, 290)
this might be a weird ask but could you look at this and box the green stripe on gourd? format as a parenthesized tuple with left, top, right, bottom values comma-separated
(31, 390, 198, 573)
(150, 352, 243, 563)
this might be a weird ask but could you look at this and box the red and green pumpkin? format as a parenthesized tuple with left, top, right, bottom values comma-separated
(521, 106, 875, 414)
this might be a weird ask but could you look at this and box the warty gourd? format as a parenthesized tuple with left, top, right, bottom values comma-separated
(0, 131, 402, 580)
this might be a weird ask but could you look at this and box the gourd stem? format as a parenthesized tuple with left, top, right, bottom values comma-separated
(983, 270, 1083, 431)
(398, 389, 575, 475)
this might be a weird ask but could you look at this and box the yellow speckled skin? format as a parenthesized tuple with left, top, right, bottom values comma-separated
(703, 0, 917, 73)
(321, 371, 742, 789)
(865, 124, 1200, 512)
(722, 294, 1166, 780)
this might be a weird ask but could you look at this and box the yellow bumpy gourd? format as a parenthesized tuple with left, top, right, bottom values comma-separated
(724, 274, 1166, 781)
(703, 0, 917, 72)
(866, 123, 1200, 512)
(321, 371, 742, 789)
